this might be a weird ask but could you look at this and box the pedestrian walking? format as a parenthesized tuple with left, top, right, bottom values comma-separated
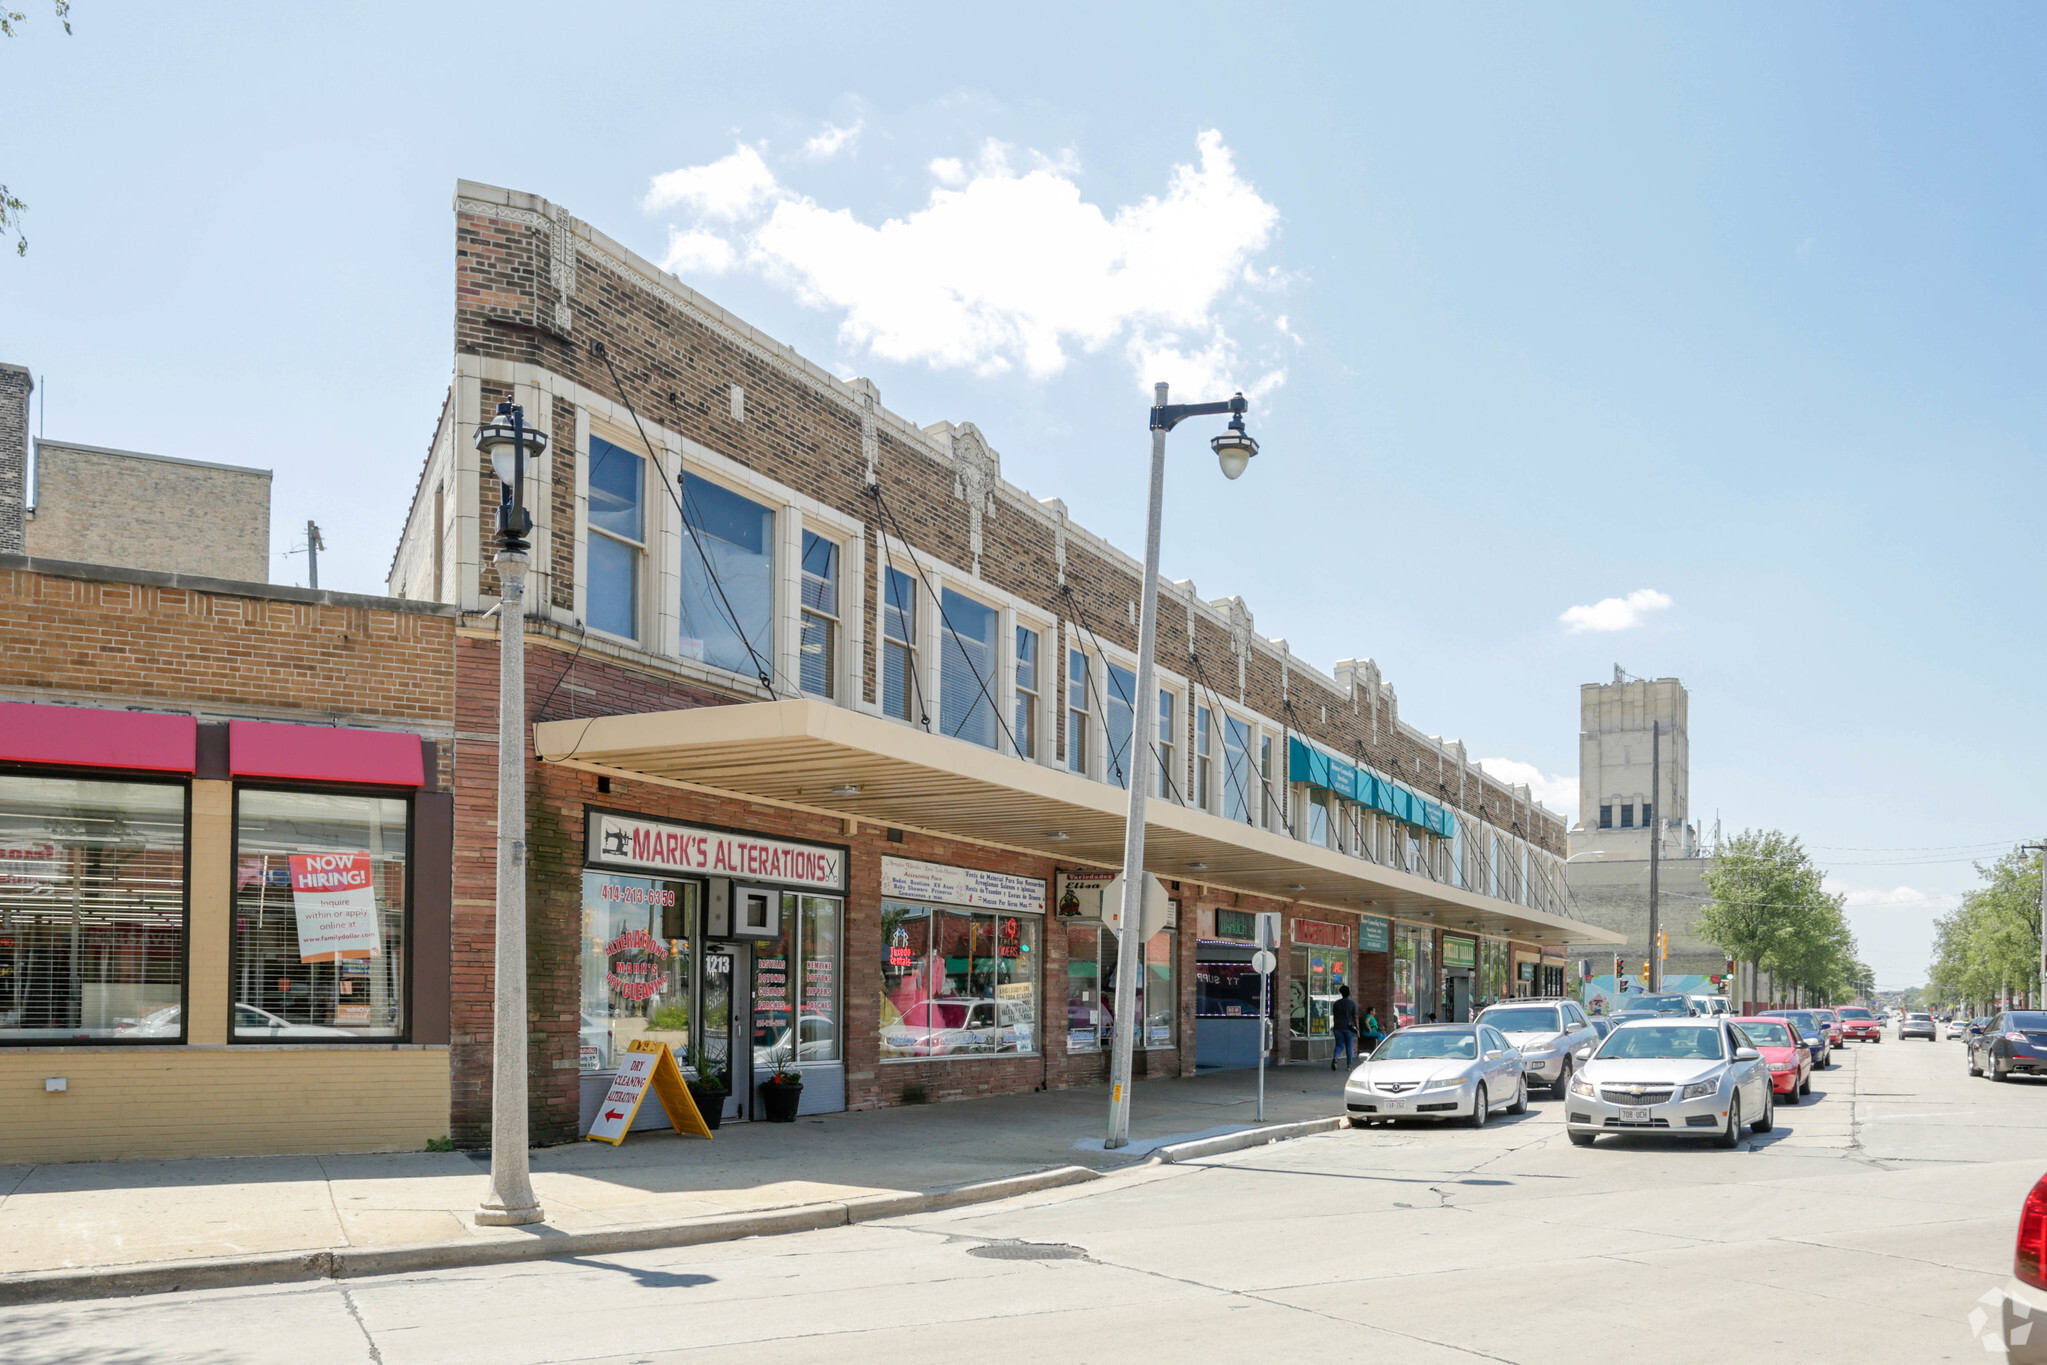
(1331, 985, 1359, 1070)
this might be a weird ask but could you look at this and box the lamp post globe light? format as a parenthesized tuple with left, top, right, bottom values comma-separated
(1105, 383, 1259, 1149)
(474, 400, 547, 1226)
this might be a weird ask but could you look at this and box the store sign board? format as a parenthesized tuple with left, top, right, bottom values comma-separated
(1357, 915, 1390, 954)
(1442, 935, 1478, 968)
(588, 812, 845, 891)
(585, 1039, 712, 1145)
(881, 856, 1045, 912)
(1214, 908, 1256, 941)
(1055, 870, 1114, 920)
(288, 852, 381, 962)
(1291, 918, 1352, 950)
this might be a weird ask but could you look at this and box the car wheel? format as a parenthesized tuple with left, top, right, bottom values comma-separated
(1785, 1081, 1800, 1105)
(1509, 1077, 1528, 1115)
(1552, 1057, 1573, 1099)
(1715, 1093, 1743, 1148)
(1968, 1051, 1982, 1077)
(1752, 1087, 1774, 1134)
(1468, 1084, 1489, 1128)
(1799, 1073, 1811, 1095)
(1568, 1130, 1596, 1147)
(1992, 1058, 2010, 1082)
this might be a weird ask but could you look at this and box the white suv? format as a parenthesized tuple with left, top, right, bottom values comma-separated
(1477, 998, 1601, 1097)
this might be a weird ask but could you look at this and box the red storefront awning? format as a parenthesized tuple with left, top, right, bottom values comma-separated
(0, 701, 197, 772)
(228, 720, 424, 787)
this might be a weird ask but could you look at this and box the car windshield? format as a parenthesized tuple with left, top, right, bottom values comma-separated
(1768, 1012, 1816, 1028)
(1907, 1013, 1931, 1021)
(1373, 1031, 1478, 1061)
(1837, 1008, 1874, 1020)
(1481, 1008, 1560, 1033)
(1737, 1020, 1795, 1046)
(1634, 994, 1690, 1012)
(1595, 1025, 1726, 1061)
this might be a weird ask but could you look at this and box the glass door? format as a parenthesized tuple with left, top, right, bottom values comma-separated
(701, 943, 750, 1121)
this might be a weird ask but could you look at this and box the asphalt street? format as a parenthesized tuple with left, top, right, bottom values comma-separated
(6, 1031, 2042, 1364)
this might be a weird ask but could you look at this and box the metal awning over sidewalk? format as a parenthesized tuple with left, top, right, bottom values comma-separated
(535, 699, 1621, 947)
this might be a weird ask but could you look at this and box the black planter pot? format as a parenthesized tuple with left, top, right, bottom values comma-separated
(686, 1085, 727, 1130)
(760, 1080, 804, 1123)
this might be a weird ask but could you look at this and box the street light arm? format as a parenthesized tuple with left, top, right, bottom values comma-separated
(1150, 392, 1247, 431)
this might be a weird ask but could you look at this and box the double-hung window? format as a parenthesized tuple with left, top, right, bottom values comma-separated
(1103, 661, 1136, 789)
(1223, 716, 1253, 825)
(1013, 626, 1040, 760)
(799, 532, 839, 699)
(939, 588, 999, 749)
(881, 568, 918, 723)
(679, 478, 775, 677)
(1067, 650, 1090, 776)
(1620, 804, 1634, 828)
(1259, 736, 1274, 828)
(1195, 705, 1213, 810)
(1156, 689, 1176, 799)
(586, 437, 644, 641)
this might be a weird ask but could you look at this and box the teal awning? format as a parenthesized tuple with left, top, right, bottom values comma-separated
(1288, 736, 1457, 840)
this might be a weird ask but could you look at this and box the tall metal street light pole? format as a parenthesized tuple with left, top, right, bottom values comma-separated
(2023, 842, 2047, 1011)
(474, 400, 547, 1227)
(1104, 383, 1260, 1150)
(1647, 720, 1661, 994)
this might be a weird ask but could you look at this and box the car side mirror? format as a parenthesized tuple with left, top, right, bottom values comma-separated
(1486, 1049, 1505, 1060)
(1574, 1045, 1594, 1060)
(1734, 1047, 1760, 1061)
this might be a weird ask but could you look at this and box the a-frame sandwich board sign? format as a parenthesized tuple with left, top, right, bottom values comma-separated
(585, 1038, 713, 1144)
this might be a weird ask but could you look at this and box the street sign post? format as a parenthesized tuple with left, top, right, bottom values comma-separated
(1251, 945, 1277, 1121)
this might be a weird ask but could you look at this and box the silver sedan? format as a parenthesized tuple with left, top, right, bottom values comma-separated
(1344, 1023, 1527, 1128)
(1565, 1018, 1773, 1147)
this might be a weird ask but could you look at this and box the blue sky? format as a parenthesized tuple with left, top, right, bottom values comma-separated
(5, 3, 2042, 986)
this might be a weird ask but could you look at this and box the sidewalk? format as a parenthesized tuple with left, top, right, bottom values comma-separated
(0, 1064, 1347, 1282)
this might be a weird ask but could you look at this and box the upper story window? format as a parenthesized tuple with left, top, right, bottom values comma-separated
(1307, 788, 1334, 849)
(1013, 625, 1040, 760)
(1156, 689, 1176, 799)
(1104, 660, 1136, 789)
(1259, 735, 1274, 828)
(1195, 704, 1213, 810)
(1598, 804, 1613, 829)
(680, 478, 775, 678)
(881, 568, 918, 723)
(939, 588, 999, 749)
(799, 532, 839, 700)
(1620, 804, 1635, 828)
(1223, 716, 1253, 825)
(1067, 650, 1090, 776)
(586, 438, 645, 641)
(1642, 802, 1654, 827)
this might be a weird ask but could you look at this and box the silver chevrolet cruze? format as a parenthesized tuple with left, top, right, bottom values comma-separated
(1565, 1017, 1773, 1147)
(1344, 1023, 1528, 1127)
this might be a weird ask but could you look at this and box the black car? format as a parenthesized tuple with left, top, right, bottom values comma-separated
(1968, 1011, 2047, 1080)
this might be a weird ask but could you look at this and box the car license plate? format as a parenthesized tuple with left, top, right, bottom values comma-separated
(1380, 1098, 1406, 1112)
(1618, 1106, 1650, 1122)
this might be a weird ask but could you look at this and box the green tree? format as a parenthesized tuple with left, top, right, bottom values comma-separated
(1928, 847, 2042, 1014)
(1700, 829, 1863, 1003)
(1, 1, 72, 256)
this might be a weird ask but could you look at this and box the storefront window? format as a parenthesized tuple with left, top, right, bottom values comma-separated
(1064, 923, 1174, 1051)
(579, 871, 695, 1074)
(233, 789, 407, 1040)
(0, 775, 185, 1042)
(752, 892, 844, 1067)
(879, 901, 1039, 1058)
(1394, 923, 1435, 1024)
(797, 895, 840, 1062)
(1479, 937, 1510, 1008)
(1288, 947, 1345, 1047)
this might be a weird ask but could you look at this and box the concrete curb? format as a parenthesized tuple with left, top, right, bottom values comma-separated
(0, 1164, 1101, 1306)
(1151, 1115, 1349, 1164)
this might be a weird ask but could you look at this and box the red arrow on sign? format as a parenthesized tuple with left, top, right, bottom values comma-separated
(604, 1109, 625, 1122)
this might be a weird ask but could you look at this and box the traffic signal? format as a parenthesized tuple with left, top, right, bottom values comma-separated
(1642, 961, 1651, 981)
(1658, 931, 1669, 961)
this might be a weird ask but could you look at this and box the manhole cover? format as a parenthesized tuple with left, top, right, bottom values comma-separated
(966, 1240, 1086, 1262)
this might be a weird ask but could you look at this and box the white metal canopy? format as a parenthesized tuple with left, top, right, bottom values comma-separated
(534, 699, 1622, 948)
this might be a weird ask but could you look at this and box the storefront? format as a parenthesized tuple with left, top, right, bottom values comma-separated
(1288, 916, 1354, 1062)
(1194, 905, 1266, 1069)
(577, 809, 847, 1128)
(1051, 869, 1176, 1071)
(1441, 933, 1478, 1021)
(1393, 922, 1435, 1025)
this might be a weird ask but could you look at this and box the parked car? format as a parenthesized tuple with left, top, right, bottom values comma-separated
(1730, 1016, 1812, 1103)
(882, 998, 1033, 1056)
(1899, 1011, 1937, 1041)
(2011, 1172, 2047, 1365)
(1812, 1009, 1844, 1047)
(1834, 1006, 1881, 1043)
(1344, 1023, 1527, 1128)
(1565, 1017, 1773, 1147)
(1476, 998, 1600, 1098)
(1968, 1011, 2047, 1081)
(1689, 994, 1730, 1016)
(1759, 1009, 1831, 1068)
(1628, 992, 1698, 1017)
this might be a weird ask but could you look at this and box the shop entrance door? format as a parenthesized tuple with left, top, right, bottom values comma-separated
(702, 943, 752, 1122)
(1447, 971, 1472, 1023)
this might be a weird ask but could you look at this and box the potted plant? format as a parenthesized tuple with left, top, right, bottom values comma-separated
(759, 1044, 804, 1123)
(683, 1042, 728, 1131)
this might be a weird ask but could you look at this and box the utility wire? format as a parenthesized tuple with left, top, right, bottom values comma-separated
(1057, 583, 1184, 804)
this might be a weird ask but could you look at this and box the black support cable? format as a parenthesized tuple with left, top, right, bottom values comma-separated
(1056, 584, 1184, 805)
(1184, 646, 1290, 837)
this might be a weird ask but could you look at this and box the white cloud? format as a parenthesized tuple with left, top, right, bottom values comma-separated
(803, 120, 862, 160)
(644, 144, 781, 219)
(1559, 588, 1673, 634)
(643, 129, 1286, 392)
(1839, 885, 1954, 909)
(1475, 758, 1576, 816)
(659, 229, 738, 275)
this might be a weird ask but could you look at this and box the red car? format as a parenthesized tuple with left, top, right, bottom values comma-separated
(1812, 1009, 1845, 1047)
(2007, 1172, 2047, 1363)
(1834, 1006, 1881, 1042)
(1732, 1015, 1813, 1102)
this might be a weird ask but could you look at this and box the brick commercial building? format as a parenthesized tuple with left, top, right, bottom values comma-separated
(0, 378, 459, 1161)
(389, 182, 1620, 1147)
